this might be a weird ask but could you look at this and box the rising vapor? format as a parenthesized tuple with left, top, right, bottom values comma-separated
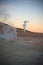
(23, 20, 29, 33)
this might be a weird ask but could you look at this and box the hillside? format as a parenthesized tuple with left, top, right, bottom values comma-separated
(0, 22, 43, 46)
(0, 22, 43, 38)
(16, 28, 43, 38)
(16, 28, 43, 46)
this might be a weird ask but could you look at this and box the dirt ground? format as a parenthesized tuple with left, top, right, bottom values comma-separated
(0, 36, 43, 65)
(0, 28, 43, 65)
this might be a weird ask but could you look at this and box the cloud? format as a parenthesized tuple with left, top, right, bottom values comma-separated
(0, 4, 15, 9)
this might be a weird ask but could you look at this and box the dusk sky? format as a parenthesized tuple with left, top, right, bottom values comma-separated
(0, 0, 43, 33)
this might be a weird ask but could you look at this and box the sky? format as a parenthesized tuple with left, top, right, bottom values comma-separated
(0, 0, 43, 33)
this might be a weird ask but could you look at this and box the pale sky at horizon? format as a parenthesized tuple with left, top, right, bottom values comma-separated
(0, 0, 43, 33)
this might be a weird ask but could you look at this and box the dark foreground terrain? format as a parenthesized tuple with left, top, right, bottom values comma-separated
(0, 23, 43, 65)
(0, 41, 43, 65)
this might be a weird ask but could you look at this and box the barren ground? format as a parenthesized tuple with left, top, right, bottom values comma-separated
(0, 28, 43, 65)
